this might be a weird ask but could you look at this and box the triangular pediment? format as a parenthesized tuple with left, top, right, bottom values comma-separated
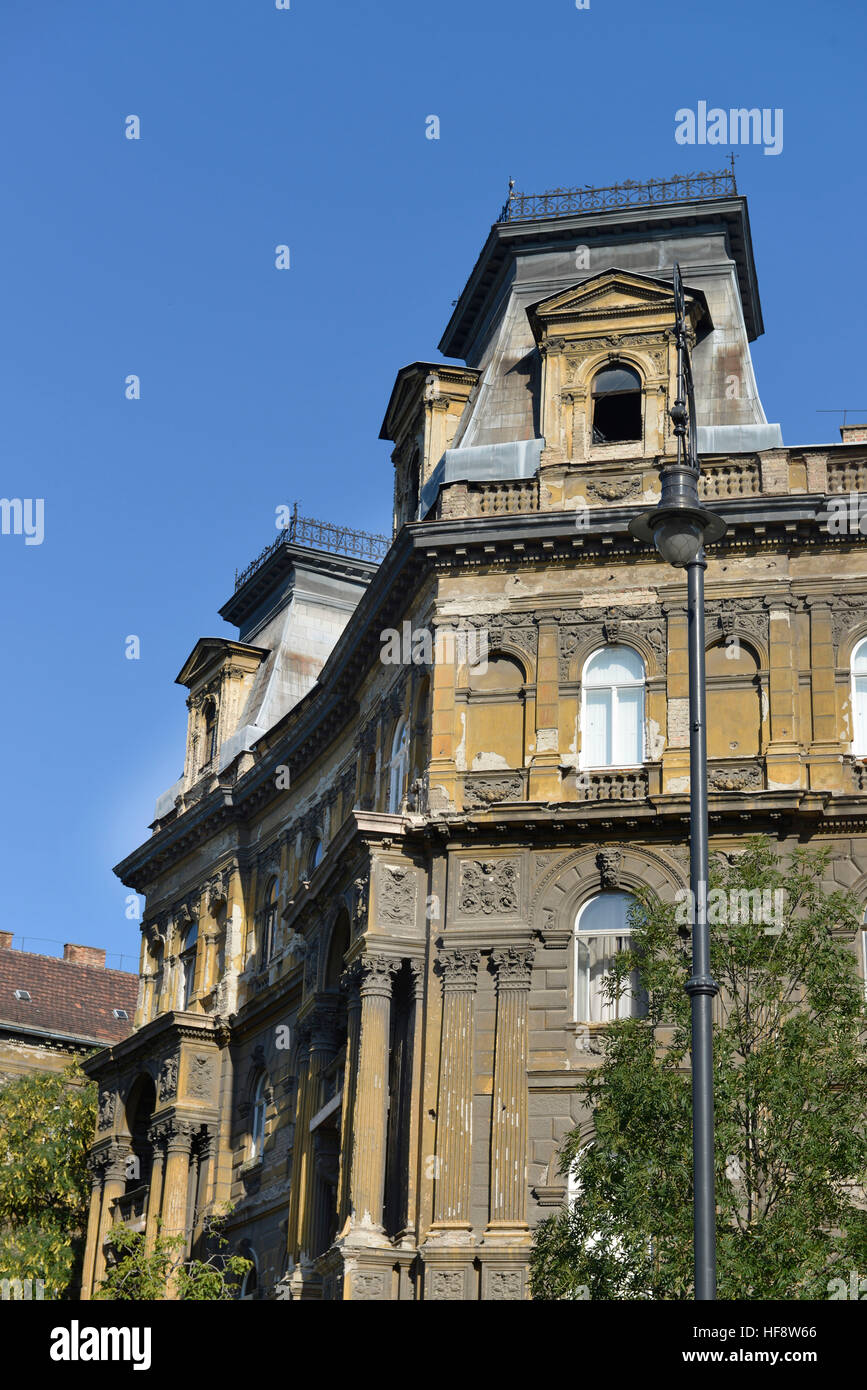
(527, 269, 710, 341)
(175, 638, 269, 690)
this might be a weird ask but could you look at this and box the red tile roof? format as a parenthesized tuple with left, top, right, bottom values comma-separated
(0, 948, 138, 1047)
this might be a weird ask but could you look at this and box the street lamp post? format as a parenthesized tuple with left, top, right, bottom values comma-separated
(629, 264, 725, 1301)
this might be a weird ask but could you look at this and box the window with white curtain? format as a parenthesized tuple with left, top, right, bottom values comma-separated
(250, 1075, 267, 1161)
(387, 719, 410, 813)
(580, 646, 645, 768)
(574, 891, 645, 1023)
(852, 640, 867, 754)
(179, 921, 198, 1009)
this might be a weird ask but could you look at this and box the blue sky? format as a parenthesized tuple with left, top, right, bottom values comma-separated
(0, 0, 864, 970)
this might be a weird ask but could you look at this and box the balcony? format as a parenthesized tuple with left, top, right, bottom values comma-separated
(111, 1185, 149, 1234)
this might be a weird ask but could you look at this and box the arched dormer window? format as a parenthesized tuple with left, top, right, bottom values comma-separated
(581, 646, 645, 769)
(180, 920, 198, 1009)
(250, 1075, 267, 1162)
(387, 719, 410, 813)
(261, 878, 278, 964)
(592, 363, 642, 444)
(574, 891, 645, 1023)
(201, 698, 219, 767)
(852, 639, 867, 754)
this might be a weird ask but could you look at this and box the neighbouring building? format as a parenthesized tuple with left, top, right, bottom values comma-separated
(0, 935, 137, 1084)
(82, 168, 867, 1300)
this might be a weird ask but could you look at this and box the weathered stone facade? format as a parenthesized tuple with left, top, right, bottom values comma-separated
(83, 182, 867, 1299)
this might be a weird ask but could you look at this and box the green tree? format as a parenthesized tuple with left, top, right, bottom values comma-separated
(531, 839, 867, 1300)
(0, 1059, 96, 1299)
(94, 1216, 251, 1301)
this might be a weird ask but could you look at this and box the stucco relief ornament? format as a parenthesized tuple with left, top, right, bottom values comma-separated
(463, 774, 524, 810)
(708, 765, 762, 791)
(596, 848, 622, 889)
(97, 1089, 116, 1130)
(458, 859, 519, 916)
(492, 945, 535, 987)
(303, 939, 320, 993)
(207, 871, 228, 913)
(188, 1054, 213, 1100)
(351, 876, 369, 936)
(378, 864, 417, 925)
(585, 477, 642, 503)
(158, 1055, 179, 1102)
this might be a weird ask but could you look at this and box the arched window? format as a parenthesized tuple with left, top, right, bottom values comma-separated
(592, 363, 642, 444)
(180, 921, 198, 1009)
(202, 699, 218, 766)
(261, 879, 278, 964)
(239, 1247, 259, 1300)
(581, 647, 645, 769)
(574, 891, 645, 1023)
(852, 640, 867, 754)
(387, 719, 410, 813)
(250, 1075, 267, 1162)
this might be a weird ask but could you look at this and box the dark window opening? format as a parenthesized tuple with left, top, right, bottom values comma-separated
(592, 364, 642, 444)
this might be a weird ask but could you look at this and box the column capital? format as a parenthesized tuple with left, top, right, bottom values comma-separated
(358, 954, 399, 999)
(491, 944, 535, 990)
(437, 948, 481, 992)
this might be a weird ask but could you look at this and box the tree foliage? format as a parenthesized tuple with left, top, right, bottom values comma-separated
(0, 1059, 97, 1299)
(531, 840, 867, 1300)
(94, 1217, 251, 1301)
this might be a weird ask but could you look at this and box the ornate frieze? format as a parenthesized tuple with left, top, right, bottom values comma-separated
(463, 773, 524, 810)
(158, 1054, 179, 1102)
(188, 1054, 214, 1101)
(458, 859, 519, 917)
(459, 612, 538, 663)
(585, 476, 642, 503)
(708, 764, 762, 791)
(705, 597, 769, 653)
(557, 603, 666, 678)
(829, 593, 867, 650)
(377, 864, 418, 925)
(97, 1089, 116, 1131)
(352, 875, 369, 936)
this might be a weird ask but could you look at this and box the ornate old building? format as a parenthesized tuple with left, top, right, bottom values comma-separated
(83, 169, 867, 1300)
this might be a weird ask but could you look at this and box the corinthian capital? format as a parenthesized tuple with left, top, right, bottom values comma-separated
(437, 948, 481, 992)
(491, 944, 535, 989)
(358, 955, 398, 998)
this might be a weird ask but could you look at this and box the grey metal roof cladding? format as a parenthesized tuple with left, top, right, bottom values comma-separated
(419, 439, 544, 518)
(697, 424, 784, 452)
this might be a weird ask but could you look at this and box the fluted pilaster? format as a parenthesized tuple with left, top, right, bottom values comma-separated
(487, 946, 534, 1236)
(432, 949, 480, 1233)
(349, 955, 397, 1234)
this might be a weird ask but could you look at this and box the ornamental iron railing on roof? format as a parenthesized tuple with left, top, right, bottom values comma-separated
(233, 503, 390, 590)
(497, 164, 737, 223)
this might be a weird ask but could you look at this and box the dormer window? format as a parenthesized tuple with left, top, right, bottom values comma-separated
(202, 699, 218, 765)
(592, 363, 642, 444)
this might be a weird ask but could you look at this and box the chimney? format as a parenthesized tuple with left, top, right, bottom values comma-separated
(840, 423, 867, 444)
(63, 943, 106, 969)
(0, 932, 12, 950)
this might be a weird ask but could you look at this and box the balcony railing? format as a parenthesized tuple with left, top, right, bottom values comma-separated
(498, 165, 737, 223)
(112, 1184, 149, 1233)
(234, 504, 390, 591)
(574, 769, 649, 802)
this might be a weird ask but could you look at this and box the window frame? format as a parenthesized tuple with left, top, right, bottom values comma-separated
(579, 645, 646, 770)
(249, 1075, 267, 1162)
(386, 718, 410, 814)
(573, 890, 644, 1024)
(851, 639, 867, 755)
